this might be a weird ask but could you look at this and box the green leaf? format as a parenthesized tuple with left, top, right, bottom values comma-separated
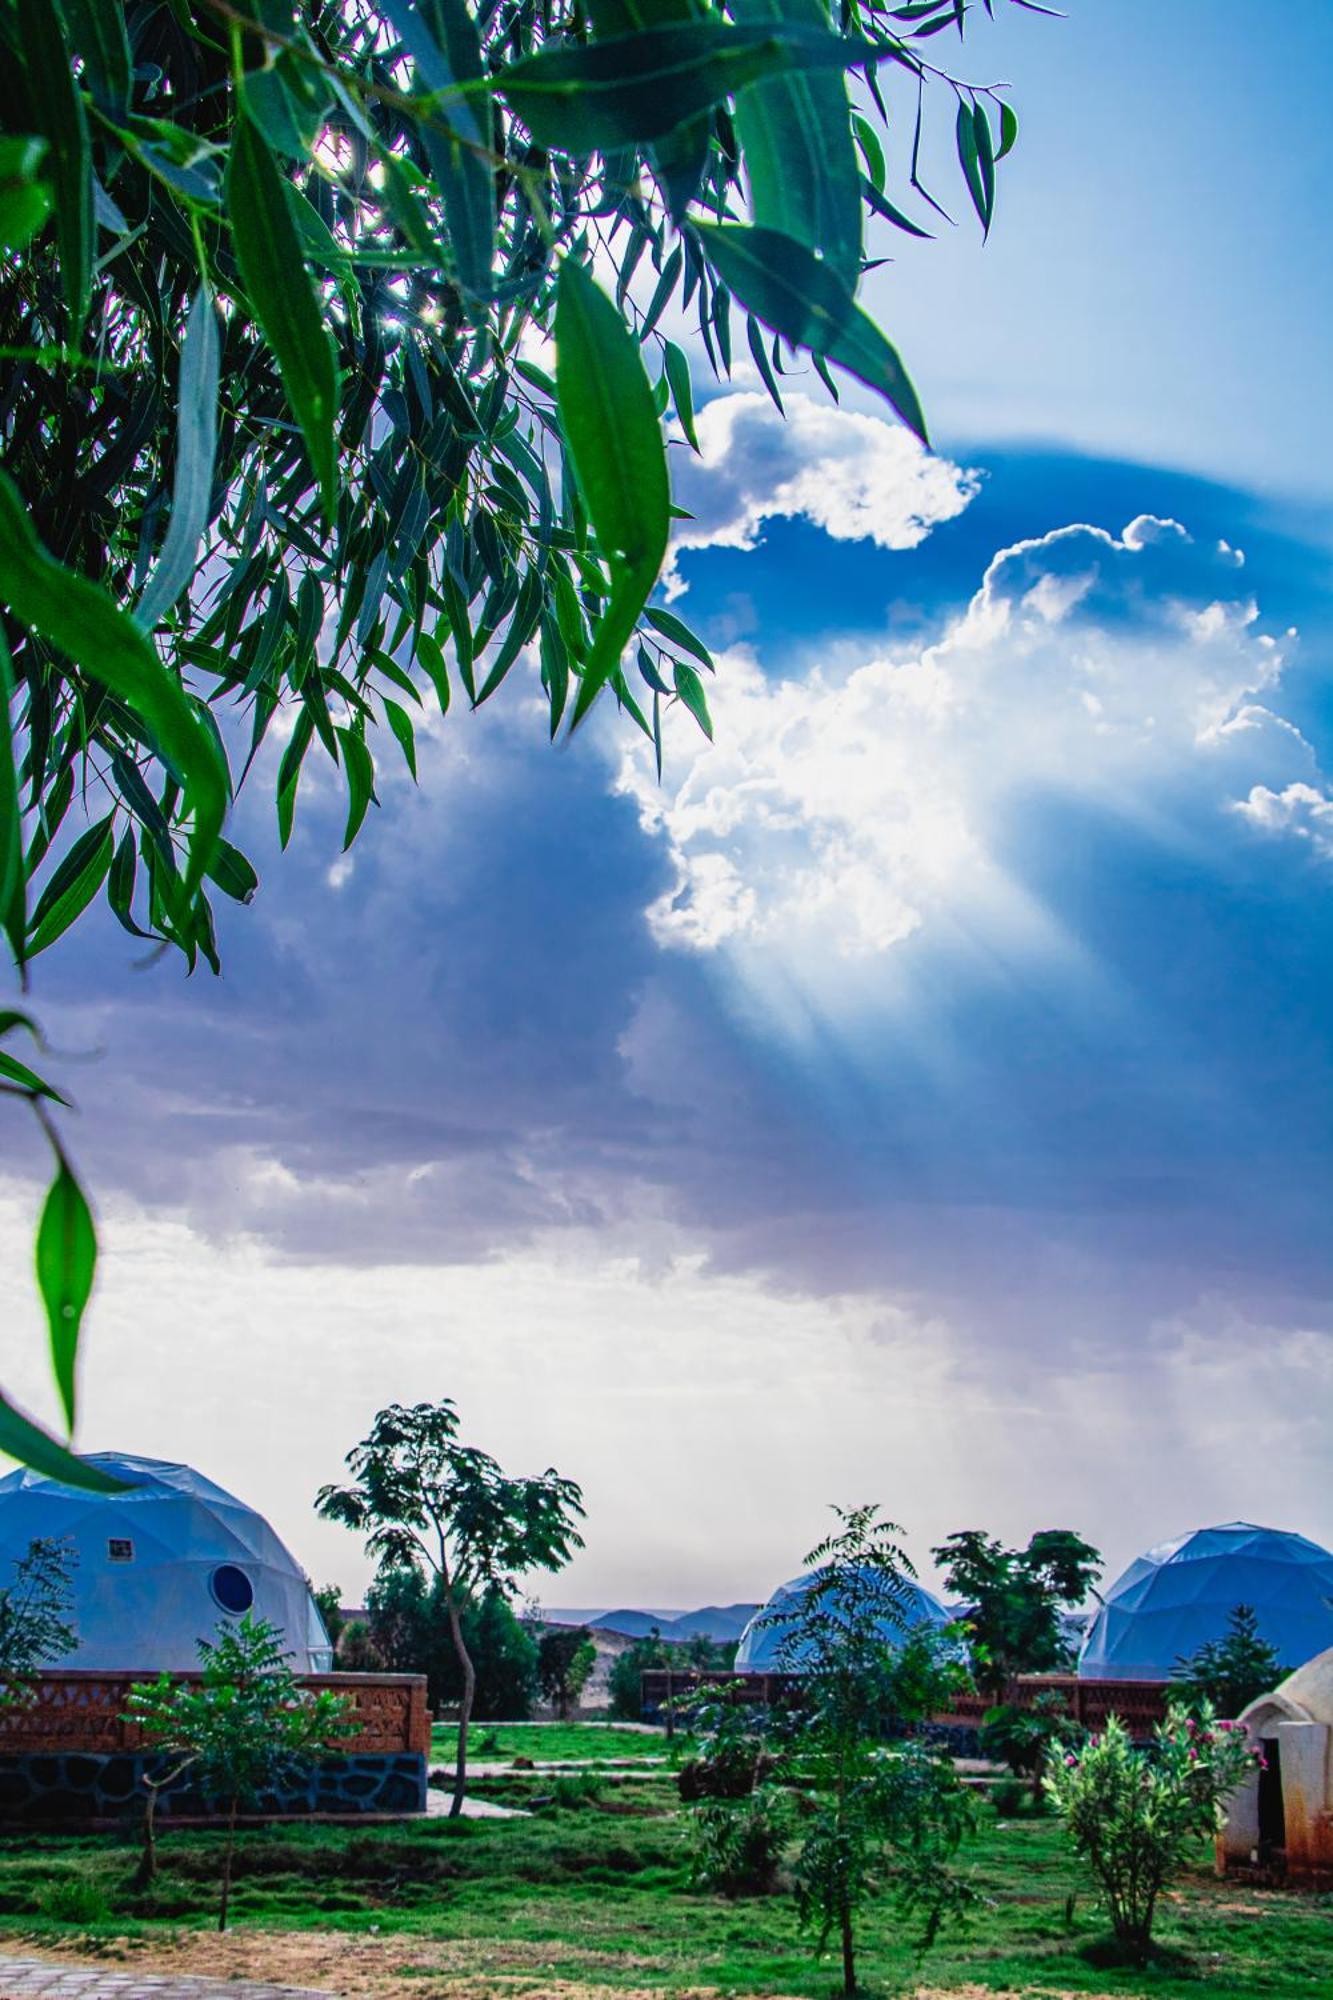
(0, 1050, 68, 1103)
(694, 223, 927, 442)
(0, 1393, 127, 1490)
(25, 815, 114, 958)
(497, 21, 872, 152)
(276, 706, 315, 849)
(956, 97, 991, 235)
(0, 629, 23, 968)
(997, 100, 1019, 161)
(555, 261, 670, 728)
(36, 1151, 97, 1432)
(663, 340, 699, 452)
(475, 566, 543, 705)
(0, 473, 227, 907)
(673, 659, 713, 739)
(136, 286, 220, 632)
(336, 727, 377, 848)
(644, 605, 713, 673)
(228, 113, 340, 521)
(415, 630, 452, 714)
(383, 0, 495, 298)
(731, 0, 861, 289)
(0, 136, 52, 253)
(58, 0, 132, 115)
(18, 0, 92, 340)
(973, 102, 996, 231)
(382, 697, 418, 779)
(205, 838, 259, 905)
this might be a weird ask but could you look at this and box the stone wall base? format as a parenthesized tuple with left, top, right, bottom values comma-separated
(0, 1751, 427, 1824)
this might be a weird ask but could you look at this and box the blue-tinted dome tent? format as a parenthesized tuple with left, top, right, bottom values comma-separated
(0, 1454, 332, 1673)
(1079, 1523, 1333, 1683)
(735, 1567, 952, 1671)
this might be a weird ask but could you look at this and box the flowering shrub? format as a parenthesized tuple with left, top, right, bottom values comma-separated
(1044, 1703, 1259, 1958)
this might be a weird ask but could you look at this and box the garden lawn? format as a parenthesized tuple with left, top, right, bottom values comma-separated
(0, 1792, 1328, 2000)
(432, 1720, 669, 1765)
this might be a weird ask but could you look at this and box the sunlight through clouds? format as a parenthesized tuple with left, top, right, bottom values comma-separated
(619, 516, 1307, 970)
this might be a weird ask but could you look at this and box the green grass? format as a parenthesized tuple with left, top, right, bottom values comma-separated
(432, 1719, 669, 1765)
(0, 1785, 1328, 1997)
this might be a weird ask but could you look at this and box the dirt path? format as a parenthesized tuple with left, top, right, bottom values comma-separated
(0, 1936, 1152, 2000)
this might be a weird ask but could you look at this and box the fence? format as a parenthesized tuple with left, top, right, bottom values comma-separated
(0, 1670, 432, 1756)
(639, 1668, 1170, 1737)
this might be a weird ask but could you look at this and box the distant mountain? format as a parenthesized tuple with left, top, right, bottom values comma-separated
(540, 1603, 762, 1644)
(666, 1604, 761, 1642)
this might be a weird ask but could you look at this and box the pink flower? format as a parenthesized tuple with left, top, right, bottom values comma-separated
(1064, 1753, 1078, 1767)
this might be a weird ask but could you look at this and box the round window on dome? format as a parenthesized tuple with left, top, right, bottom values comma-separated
(210, 1564, 255, 1615)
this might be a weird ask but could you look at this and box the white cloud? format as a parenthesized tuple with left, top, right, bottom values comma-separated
(666, 390, 977, 592)
(620, 516, 1309, 959)
(1235, 779, 1333, 858)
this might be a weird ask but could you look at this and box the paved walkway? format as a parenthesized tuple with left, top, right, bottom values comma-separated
(0, 1959, 330, 2000)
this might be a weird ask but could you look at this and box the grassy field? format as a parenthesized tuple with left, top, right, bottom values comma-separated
(431, 1719, 669, 1765)
(0, 1771, 1329, 1999)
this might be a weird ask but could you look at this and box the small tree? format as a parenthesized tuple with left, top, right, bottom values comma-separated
(932, 1528, 1102, 1704)
(536, 1625, 597, 1720)
(1045, 1705, 1258, 1961)
(979, 1690, 1082, 1804)
(0, 1536, 77, 1699)
(127, 1615, 351, 1927)
(316, 1400, 583, 1815)
(1171, 1605, 1287, 1719)
(770, 1507, 975, 1996)
(312, 1585, 344, 1654)
(608, 1630, 672, 1722)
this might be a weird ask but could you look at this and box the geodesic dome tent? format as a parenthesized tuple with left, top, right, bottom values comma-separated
(735, 1567, 952, 1671)
(1078, 1522, 1333, 1683)
(0, 1453, 333, 1673)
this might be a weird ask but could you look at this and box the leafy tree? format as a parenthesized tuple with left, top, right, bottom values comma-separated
(932, 1528, 1102, 1704)
(126, 1614, 351, 1927)
(978, 1689, 1081, 1804)
(1170, 1604, 1287, 1720)
(608, 1628, 672, 1721)
(1045, 1705, 1258, 1962)
(316, 1398, 582, 1813)
(335, 1618, 385, 1672)
(535, 1623, 597, 1719)
(312, 1583, 344, 1652)
(767, 1506, 975, 1996)
(0, 1534, 77, 1697)
(0, 0, 1042, 1489)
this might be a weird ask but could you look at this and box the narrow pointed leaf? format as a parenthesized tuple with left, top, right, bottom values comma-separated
(228, 114, 339, 520)
(18, 0, 92, 340)
(555, 262, 669, 726)
(497, 22, 876, 152)
(0, 474, 226, 904)
(0, 630, 23, 967)
(0, 1393, 127, 1489)
(36, 1151, 97, 1432)
(136, 286, 220, 632)
(694, 223, 927, 441)
(382, 0, 494, 297)
(731, 0, 861, 288)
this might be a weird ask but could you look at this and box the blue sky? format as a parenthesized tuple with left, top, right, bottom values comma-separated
(3, 0, 1332, 1610)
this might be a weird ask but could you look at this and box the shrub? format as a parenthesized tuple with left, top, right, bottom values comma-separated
(689, 1789, 790, 1896)
(1044, 1704, 1258, 1960)
(38, 1875, 112, 1925)
(677, 1693, 773, 1801)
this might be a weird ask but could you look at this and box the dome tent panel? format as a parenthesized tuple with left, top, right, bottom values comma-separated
(1079, 1522, 1333, 1683)
(0, 1453, 332, 1673)
(735, 1567, 951, 1672)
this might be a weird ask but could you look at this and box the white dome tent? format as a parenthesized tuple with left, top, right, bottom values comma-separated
(1078, 1522, 1333, 1683)
(0, 1454, 332, 1673)
(735, 1567, 952, 1672)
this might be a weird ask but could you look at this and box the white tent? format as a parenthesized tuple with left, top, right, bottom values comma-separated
(0, 1453, 332, 1673)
